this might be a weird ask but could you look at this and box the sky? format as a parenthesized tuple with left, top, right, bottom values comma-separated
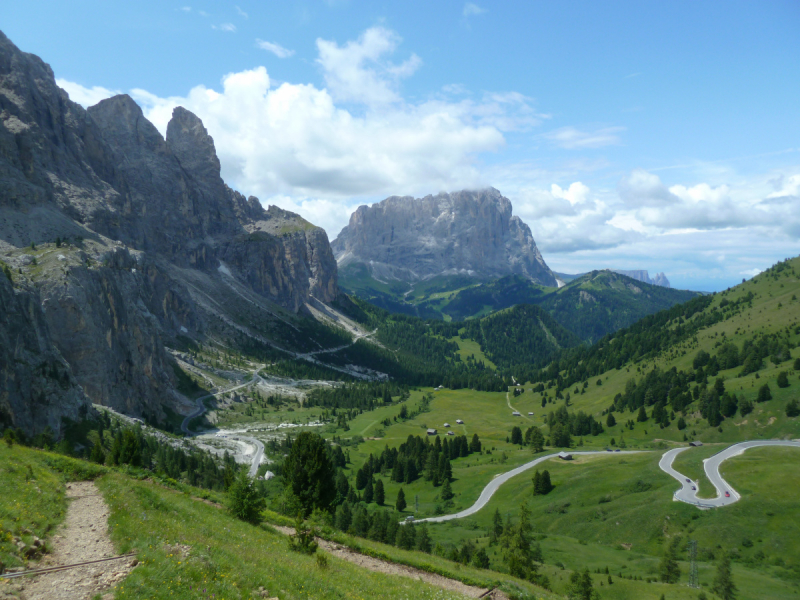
(3, 1, 800, 291)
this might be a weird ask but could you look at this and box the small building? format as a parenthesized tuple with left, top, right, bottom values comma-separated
(264, 471, 275, 480)
(528, 412, 534, 416)
(558, 452, 573, 460)
(512, 411, 521, 416)
(443, 423, 451, 428)
(456, 419, 464, 424)
(690, 441, 703, 447)
(426, 429, 438, 436)
(447, 431, 455, 436)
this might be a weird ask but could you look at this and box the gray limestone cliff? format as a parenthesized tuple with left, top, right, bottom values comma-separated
(0, 30, 337, 435)
(332, 188, 556, 286)
(612, 270, 671, 288)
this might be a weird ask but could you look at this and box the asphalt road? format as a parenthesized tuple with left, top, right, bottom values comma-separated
(414, 450, 645, 523)
(659, 440, 800, 507)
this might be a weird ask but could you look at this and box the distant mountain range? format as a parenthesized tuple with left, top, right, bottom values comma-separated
(555, 270, 671, 288)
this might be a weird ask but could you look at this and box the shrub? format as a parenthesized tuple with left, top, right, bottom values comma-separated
(288, 515, 319, 555)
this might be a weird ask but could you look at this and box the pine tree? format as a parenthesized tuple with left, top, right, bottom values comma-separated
(637, 406, 648, 422)
(606, 412, 616, 427)
(90, 441, 105, 464)
(659, 536, 681, 583)
(712, 551, 737, 600)
(511, 426, 523, 445)
(415, 522, 431, 553)
(472, 546, 490, 568)
(529, 426, 545, 453)
(363, 478, 374, 503)
(566, 568, 597, 600)
(490, 508, 504, 544)
(470, 433, 482, 453)
(396, 487, 407, 511)
(374, 478, 385, 504)
(757, 384, 772, 403)
(777, 371, 789, 388)
(540, 470, 553, 494)
(532, 470, 542, 495)
(441, 478, 454, 500)
(355, 467, 368, 490)
(228, 470, 266, 525)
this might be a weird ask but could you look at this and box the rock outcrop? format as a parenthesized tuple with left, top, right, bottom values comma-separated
(612, 270, 671, 288)
(332, 188, 556, 286)
(0, 30, 337, 434)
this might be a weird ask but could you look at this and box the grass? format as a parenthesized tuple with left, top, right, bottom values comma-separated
(0, 444, 107, 570)
(97, 472, 487, 600)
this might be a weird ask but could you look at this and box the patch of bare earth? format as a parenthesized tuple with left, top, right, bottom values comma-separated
(273, 526, 509, 599)
(16, 481, 136, 600)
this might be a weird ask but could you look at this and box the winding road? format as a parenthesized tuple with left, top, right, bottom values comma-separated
(408, 439, 800, 524)
(659, 440, 800, 507)
(414, 450, 645, 523)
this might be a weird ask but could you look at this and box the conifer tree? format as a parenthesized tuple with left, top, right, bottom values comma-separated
(712, 551, 737, 600)
(637, 406, 648, 422)
(374, 478, 385, 504)
(777, 371, 789, 388)
(364, 478, 374, 503)
(757, 383, 772, 403)
(659, 536, 681, 583)
(441, 478, 454, 500)
(606, 412, 616, 427)
(415, 522, 431, 553)
(490, 508, 504, 544)
(396, 487, 407, 511)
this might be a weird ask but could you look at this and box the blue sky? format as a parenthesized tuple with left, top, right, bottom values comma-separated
(3, 1, 799, 290)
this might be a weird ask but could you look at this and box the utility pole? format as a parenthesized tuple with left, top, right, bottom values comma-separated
(688, 539, 699, 588)
(415, 494, 419, 513)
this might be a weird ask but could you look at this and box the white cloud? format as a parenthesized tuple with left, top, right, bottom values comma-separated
(316, 26, 420, 106)
(56, 79, 120, 108)
(740, 268, 762, 278)
(236, 6, 248, 18)
(256, 39, 295, 58)
(544, 126, 624, 149)
(180, 6, 191, 12)
(463, 3, 487, 17)
(213, 23, 237, 32)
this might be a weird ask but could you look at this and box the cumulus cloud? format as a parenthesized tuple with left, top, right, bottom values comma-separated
(256, 39, 295, 58)
(543, 126, 624, 149)
(56, 79, 120, 108)
(316, 26, 421, 105)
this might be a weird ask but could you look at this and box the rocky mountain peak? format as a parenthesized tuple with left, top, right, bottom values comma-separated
(166, 106, 223, 185)
(89, 94, 166, 155)
(333, 188, 556, 286)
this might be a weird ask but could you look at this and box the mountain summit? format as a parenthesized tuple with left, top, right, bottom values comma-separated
(332, 188, 556, 286)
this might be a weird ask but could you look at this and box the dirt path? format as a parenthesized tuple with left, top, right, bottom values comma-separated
(272, 526, 508, 599)
(16, 481, 136, 600)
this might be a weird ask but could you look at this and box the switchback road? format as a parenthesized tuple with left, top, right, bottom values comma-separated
(659, 440, 800, 507)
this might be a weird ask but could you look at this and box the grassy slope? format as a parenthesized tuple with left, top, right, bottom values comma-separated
(323, 257, 800, 598)
(2, 444, 552, 600)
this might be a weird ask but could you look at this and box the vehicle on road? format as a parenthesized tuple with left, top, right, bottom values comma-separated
(405, 516, 414, 522)
(725, 491, 730, 498)
(686, 478, 691, 483)
(692, 486, 696, 490)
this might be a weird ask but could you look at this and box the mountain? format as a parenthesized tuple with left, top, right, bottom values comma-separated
(536, 270, 696, 343)
(0, 31, 339, 435)
(333, 188, 557, 287)
(612, 269, 671, 288)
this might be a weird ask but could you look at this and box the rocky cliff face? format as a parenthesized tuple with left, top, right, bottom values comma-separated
(612, 270, 671, 289)
(0, 30, 337, 435)
(332, 188, 556, 286)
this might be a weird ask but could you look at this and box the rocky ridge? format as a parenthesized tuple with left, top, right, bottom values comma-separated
(0, 31, 337, 435)
(332, 188, 556, 286)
